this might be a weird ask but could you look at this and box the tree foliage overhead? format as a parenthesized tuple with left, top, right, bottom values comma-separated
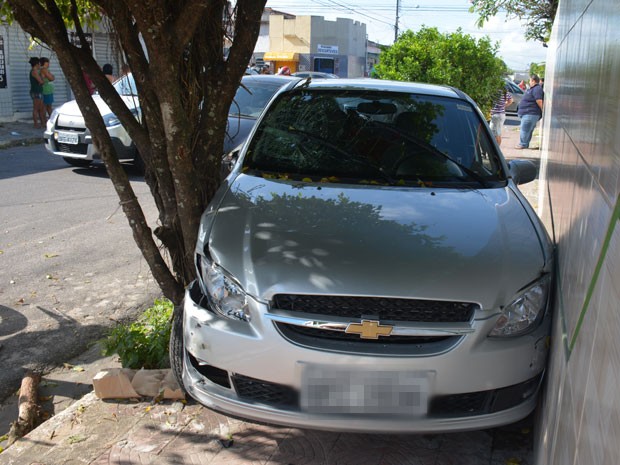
(374, 27, 507, 116)
(469, 0, 558, 44)
(2, 0, 267, 304)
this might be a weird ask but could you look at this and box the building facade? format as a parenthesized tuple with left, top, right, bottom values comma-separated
(265, 15, 367, 77)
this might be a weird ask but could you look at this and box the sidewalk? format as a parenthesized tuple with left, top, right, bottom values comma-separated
(0, 118, 542, 464)
(0, 120, 46, 149)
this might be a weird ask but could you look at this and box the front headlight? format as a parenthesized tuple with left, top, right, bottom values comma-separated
(196, 253, 250, 322)
(489, 274, 551, 337)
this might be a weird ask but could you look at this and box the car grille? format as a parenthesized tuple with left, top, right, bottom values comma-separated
(271, 294, 476, 323)
(222, 372, 541, 417)
(55, 124, 86, 132)
(56, 142, 89, 154)
(277, 324, 451, 344)
(271, 294, 474, 353)
(231, 374, 298, 408)
(429, 374, 542, 416)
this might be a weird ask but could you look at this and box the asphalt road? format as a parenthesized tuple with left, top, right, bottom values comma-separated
(0, 144, 161, 401)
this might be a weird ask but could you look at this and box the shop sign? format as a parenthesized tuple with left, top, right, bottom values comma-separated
(317, 44, 338, 55)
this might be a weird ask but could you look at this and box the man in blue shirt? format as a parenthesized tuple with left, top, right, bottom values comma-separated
(515, 74, 544, 149)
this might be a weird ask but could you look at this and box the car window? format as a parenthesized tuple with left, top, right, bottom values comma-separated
(505, 80, 523, 95)
(113, 74, 138, 96)
(229, 80, 286, 118)
(243, 89, 507, 187)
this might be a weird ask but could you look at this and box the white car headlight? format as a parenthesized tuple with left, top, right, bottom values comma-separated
(489, 274, 551, 337)
(196, 253, 250, 322)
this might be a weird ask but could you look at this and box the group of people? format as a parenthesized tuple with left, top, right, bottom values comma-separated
(29, 56, 122, 128)
(489, 74, 545, 150)
(28, 56, 55, 128)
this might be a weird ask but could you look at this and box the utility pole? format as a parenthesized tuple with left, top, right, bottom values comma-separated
(394, 0, 400, 42)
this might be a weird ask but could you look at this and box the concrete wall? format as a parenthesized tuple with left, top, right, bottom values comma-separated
(535, 0, 620, 463)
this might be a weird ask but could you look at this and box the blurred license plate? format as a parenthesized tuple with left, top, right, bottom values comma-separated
(301, 365, 428, 415)
(57, 131, 79, 144)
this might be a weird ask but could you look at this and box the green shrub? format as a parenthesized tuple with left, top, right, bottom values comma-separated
(102, 298, 174, 369)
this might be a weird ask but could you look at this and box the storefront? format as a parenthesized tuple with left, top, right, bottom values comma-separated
(262, 51, 299, 74)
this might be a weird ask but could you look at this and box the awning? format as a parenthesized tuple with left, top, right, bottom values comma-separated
(263, 51, 299, 61)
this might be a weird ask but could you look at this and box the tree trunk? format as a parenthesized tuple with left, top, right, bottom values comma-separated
(7, 370, 41, 445)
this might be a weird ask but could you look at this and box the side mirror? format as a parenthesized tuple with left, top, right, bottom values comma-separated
(508, 159, 538, 185)
(221, 147, 241, 177)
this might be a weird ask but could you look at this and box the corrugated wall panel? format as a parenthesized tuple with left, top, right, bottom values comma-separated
(3, 23, 120, 119)
(0, 26, 13, 120)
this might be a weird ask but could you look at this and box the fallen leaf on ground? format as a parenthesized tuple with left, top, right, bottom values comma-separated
(44, 253, 59, 258)
(40, 381, 59, 388)
(67, 435, 87, 444)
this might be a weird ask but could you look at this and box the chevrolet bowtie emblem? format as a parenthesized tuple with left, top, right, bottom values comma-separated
(345, 320, 393, 339)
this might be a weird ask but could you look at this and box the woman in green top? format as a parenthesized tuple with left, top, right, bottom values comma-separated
(29, 57, 46, 128)
(40, 57, 55, 119)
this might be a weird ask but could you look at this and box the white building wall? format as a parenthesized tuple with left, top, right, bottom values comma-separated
(534, 0, 620, 463)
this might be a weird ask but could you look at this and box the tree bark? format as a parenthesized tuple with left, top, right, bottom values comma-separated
(7, 370, 41, 445)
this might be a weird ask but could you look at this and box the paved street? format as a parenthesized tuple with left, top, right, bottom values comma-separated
(0, 142, 161, 400)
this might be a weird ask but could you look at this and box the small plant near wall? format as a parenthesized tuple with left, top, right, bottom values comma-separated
(102, 298, 174, 369)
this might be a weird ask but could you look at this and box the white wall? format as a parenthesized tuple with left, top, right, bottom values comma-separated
(535, 1, 620, 463)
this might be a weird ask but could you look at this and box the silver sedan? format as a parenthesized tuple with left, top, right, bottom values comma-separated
(171, 79, 554, 433)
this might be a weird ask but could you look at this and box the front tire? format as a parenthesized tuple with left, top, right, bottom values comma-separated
(169, 303, 186, 393)
(63, 157, 91, 167)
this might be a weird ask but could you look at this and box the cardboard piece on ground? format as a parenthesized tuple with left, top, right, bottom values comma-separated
(161, 369, 185, 400)
(131, 369, 167, 397)
(92, 368, 185, 400)
(93, 368, 139, 399)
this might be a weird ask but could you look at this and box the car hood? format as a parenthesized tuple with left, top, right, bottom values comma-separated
(207, 175, 546, 309)
(56, 95, 138, 119)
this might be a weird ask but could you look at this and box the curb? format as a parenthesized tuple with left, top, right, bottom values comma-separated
(0, 137, 45, 150)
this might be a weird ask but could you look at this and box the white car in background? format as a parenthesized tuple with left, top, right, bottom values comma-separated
(44, 74, 142, 169)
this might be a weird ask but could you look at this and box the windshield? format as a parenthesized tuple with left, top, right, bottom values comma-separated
(113, 74, 138, 96)
(229, 79, 288, 118)
(243, 89, 507, 187)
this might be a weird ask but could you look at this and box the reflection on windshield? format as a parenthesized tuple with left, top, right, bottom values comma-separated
(243, 89, 507, 187)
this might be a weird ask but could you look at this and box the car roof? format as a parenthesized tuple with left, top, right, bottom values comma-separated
(290, 78, 463, 99)
(240, 75, 301, 85)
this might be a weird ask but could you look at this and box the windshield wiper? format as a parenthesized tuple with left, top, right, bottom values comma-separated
(288, 126, 397, 185)
(382, 125, 490, 188)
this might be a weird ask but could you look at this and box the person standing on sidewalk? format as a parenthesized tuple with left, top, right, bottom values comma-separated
(515, 74, 544, 149)
(39, 57, 55, 120)
(489, 85, 513, 146)
(28, 57, 46, 128)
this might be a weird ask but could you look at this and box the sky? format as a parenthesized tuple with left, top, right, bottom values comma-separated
(264, 0, 548, 71)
